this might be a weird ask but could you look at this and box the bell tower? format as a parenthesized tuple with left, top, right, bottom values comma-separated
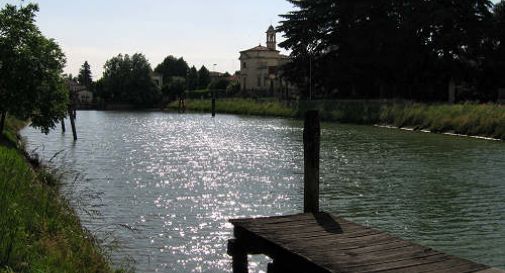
(266, 25, 276, 50)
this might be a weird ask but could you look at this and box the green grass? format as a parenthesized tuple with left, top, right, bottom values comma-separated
(380, 103, 505, 140)
(1, 116, 26, 148)
(1, 119, 127, 273)
(170, 98, 505, 140)
(168, 98, 295, 117)
(296, 100, 391, 124)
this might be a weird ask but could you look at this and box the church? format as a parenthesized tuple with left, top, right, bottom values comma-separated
(239, 26, 292, 96)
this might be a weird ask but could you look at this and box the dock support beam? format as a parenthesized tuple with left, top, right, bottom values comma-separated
(227, 239, 247, 273)
(303, 110, 320, 213)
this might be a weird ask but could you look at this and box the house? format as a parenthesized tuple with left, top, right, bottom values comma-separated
(68, 80, 93, 105)
(239, 25, 292, 96)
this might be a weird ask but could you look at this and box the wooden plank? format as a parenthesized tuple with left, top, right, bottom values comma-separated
(229, 213, 492, 273)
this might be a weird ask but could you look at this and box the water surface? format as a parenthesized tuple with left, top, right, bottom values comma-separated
(21, 111, 505, 272)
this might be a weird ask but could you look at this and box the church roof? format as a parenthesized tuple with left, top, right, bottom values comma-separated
(266, 25, 275, 32)
(240, 44, 279, 53)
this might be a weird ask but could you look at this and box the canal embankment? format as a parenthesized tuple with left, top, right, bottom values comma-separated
(0, 117, 125, 273)
(169, 99, 505, 140)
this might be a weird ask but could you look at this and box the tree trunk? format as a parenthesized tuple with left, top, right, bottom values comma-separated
(0, 111, 6, 137)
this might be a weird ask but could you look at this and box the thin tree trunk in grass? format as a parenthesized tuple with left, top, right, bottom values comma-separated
(0, 111, 6, 137)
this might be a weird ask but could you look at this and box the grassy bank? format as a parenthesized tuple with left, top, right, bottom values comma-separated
(296, 100, 393, 124)
(0, 120, 123, 273)
(169, 98, 505, 140)
(168, 98, 295, 117)
(380, 103, 505, 140)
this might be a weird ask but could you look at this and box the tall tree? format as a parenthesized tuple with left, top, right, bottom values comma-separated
(102, 53, 161, 106)
(0, 3, 67, 135)
(197, 65, 210, 89)
(154, 55, 189, 81)
(77, 61, 92, 89)
(187, 66, 199, 91)
(278, 0, 494, 101)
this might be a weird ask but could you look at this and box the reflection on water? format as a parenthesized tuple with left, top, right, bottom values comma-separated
(21, 111, 505, 272)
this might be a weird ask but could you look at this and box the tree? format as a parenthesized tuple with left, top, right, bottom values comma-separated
(0, 3, 68, 135)
(208, 78, 230, 90)
(154, 55, 189, 82)
(278, 0, 495, 101)
(479, 0, 505, 98)
(77, 61, 92, 89)
(162, 77, 186, 99)
(101, 53, 161, 107)
(197, 65, 210, 89)
(187, 66, 199, 91)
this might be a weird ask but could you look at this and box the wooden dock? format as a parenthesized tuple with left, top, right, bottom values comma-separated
(227, 111, 504, 273)
(228, 212, 504, 273)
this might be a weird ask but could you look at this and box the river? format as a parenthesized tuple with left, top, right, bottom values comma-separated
(21, 111, 505, 272)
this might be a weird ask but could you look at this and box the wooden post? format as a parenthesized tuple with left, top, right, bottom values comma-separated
(211, 90, 216, 117)
(68, 108, 77, 141)
(303, 110, 320, 213)
(61, 118, 66, 133)
(227, 239, 247, 273)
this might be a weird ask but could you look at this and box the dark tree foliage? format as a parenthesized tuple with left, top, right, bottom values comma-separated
(278, 0, 496, 101)
(102, 53, 161, 107)
(208, 78, 230, 90)
(479, 1, 505, 98)
(154, 56, 189, 81)
(162, 77, 186, 99)
(77, 61, 92, 89)
(0, 3, 68, 135)
(187, 66, 199, 91)
(197, 66, 210, 89)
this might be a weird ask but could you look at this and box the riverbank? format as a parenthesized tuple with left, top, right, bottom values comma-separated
(167, 98, 294, 117)
(169, 99, 505, 140)
(0, 118, 125, 273)
(379, 103, 505, 140)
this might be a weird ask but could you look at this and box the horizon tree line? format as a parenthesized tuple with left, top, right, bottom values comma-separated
(75, 54, 224, 106)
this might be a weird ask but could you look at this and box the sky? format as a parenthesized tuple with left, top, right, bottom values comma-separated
(0, 0, 295, 78)
(1, 0, 502, 79)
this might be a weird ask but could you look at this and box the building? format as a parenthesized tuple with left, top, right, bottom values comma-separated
(68, 80, 93, 105)
(239, 25, 291, 95)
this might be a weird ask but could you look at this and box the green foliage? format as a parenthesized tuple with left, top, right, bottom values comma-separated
(0, 147, 124, 272)
(77, 61, 93, 89)
(162, 77, 186, 99)
(102, 53, 161, 107)
(186, 66, 199, 91)
(0, 3, 68, 135)
(197, 66, 210, 89)
(154, 55, 189, 80)
(226, 81, 241, 96)
(0, 118, 129, 272)
(168, 98, 294, 117)
(278, 0, 496, 101)
(207, 78, 230, 90)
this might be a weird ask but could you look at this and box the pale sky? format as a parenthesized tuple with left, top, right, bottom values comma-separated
(0, 0, 295, 79)
(1, 1, 501, 79)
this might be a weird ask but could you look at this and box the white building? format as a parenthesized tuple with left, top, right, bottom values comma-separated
(68, 80, 93, 105)
(239, 25, 291, 95)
